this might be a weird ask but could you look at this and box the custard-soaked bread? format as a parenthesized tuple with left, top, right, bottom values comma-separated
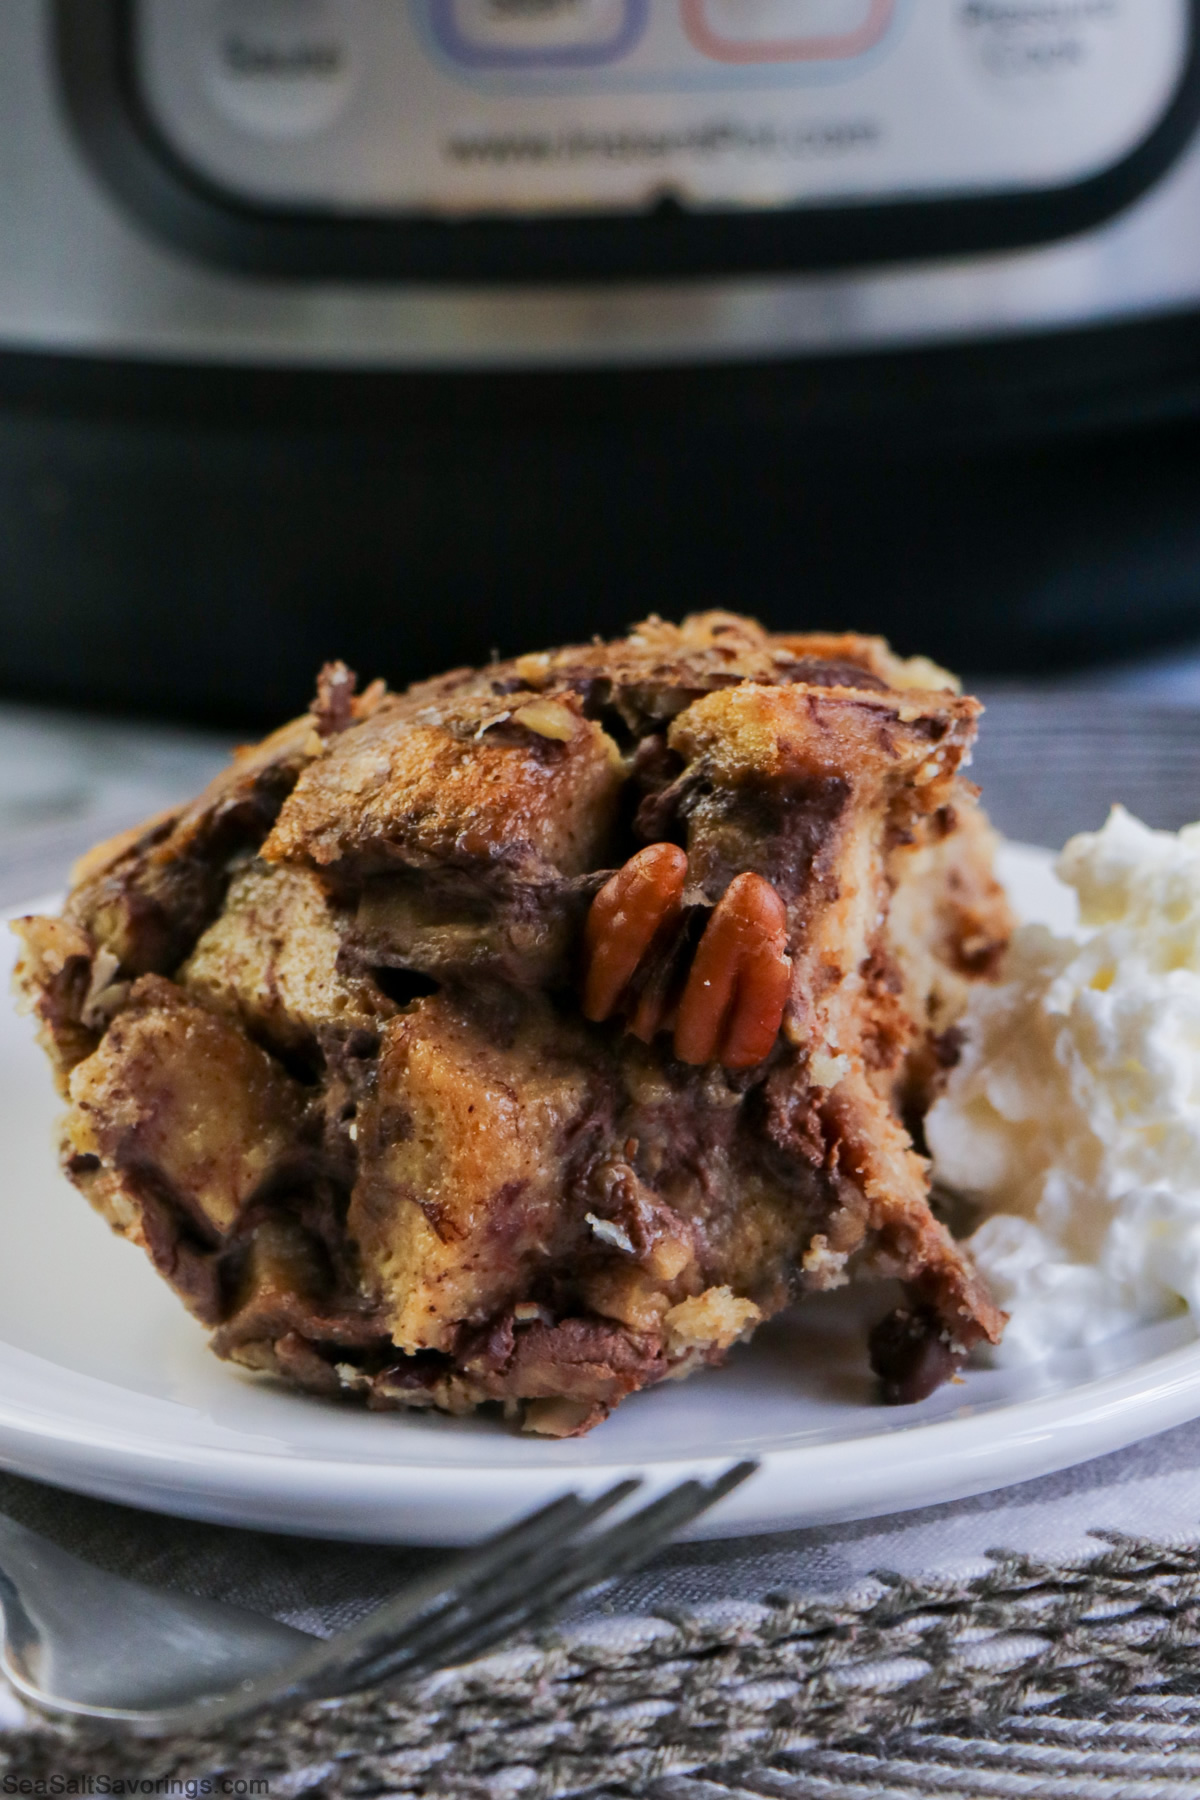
(13, 615, 1012, 1433)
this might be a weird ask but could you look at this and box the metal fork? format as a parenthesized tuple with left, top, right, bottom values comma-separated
(0, 1461, 755, 1737)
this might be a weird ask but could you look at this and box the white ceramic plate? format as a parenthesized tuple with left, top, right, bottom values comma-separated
(2, 846, 1199, 1545)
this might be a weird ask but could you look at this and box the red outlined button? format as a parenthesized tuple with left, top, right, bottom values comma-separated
(681, 0, 894, 64)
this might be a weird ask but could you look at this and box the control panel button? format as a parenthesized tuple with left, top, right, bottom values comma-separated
(681, 0, 894, 63)
(428, 0, 648, 68)
(204, 0, 357, 138)
(958, 0, 1127, 106)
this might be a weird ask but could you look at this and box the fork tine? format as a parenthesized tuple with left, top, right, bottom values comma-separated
(273, 1475, 643, 1706)
(128, 1478, 641, 1735)
(343, 1461, 757, 1695)
(116, 1463, 755, 1738)
(402, 1460, 757, 1679)
(349, 1462, 754, 1691)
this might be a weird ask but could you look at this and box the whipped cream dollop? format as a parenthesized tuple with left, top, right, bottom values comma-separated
(927, 805, 1200, 1363)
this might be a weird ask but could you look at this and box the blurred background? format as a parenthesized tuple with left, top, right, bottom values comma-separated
(4, 0, 1200, 798)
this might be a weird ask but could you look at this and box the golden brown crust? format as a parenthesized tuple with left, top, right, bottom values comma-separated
(15, 620, 1013, 1431)
(262, 689, 624, 881)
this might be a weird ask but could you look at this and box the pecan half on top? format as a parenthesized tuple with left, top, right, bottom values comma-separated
(675, 872, 791, 1070)
(582, 843, 686, 1027)
(583, 849, 792, 1070)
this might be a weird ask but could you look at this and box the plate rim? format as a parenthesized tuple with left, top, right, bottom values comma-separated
(1, 1327, 1199, 1542)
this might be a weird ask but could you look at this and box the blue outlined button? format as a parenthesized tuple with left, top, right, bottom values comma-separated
(429, 0, 649, 70)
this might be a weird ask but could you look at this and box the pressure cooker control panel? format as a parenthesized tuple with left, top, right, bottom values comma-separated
(133, 0, 1191, 216)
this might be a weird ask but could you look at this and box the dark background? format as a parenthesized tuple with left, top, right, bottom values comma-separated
(6, 307, 1200, 728)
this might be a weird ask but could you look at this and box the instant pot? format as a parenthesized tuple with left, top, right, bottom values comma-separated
(5, 0, 1200, 720)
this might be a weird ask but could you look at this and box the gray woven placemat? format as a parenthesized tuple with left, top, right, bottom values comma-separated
(5, 1533, 1200, 1797)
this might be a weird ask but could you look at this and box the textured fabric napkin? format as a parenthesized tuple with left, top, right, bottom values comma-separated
(6, 663, 1200, 1794)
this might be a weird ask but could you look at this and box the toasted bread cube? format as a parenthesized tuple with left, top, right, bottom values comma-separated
(182, 861, 388, 1053)
(65, 976, 303, 1240)
(263, 694, 623, 878)
(350, 995, 593, 1352)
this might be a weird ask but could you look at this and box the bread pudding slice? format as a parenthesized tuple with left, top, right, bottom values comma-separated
(13, 615, 1011, 1435)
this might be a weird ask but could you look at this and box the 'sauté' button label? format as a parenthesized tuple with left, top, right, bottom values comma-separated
(205, 0, 357, 138)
